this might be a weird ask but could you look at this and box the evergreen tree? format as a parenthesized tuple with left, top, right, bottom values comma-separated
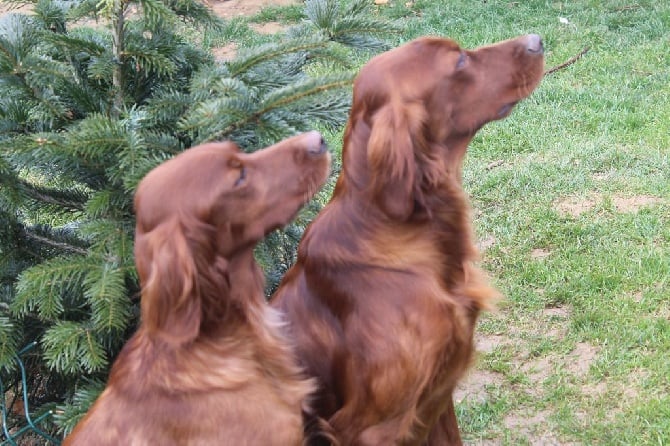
(0, 0, 396, 437)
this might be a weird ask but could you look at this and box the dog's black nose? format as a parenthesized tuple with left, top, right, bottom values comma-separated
(526, 34, 544, 54)
(305, 130, 328, 156)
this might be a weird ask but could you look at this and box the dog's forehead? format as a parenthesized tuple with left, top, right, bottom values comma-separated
(180, 141, 241, 164)
(362, 37, 460, 74)
(134, 141, 241, 224)
(143, 141, 239, 185)
(353, 37, 461, 104)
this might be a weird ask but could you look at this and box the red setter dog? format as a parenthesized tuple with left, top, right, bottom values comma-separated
(64, 132, 331, 445)
(272, 35, 545, 445)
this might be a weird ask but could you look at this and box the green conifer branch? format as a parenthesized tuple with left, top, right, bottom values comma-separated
(42, 321, 107, 373)
(54, 380, 105, 435)
(21, 229, 88, 256)
(17, 179, 88, 212)
(227, 37, 330, 77)
(202, 74, 354, 142)
(0, 316, 19, 371)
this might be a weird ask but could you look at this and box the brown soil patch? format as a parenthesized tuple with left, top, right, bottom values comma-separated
(453, 333, 509, 404)
(565, 342, 599, 377)
(503, 408, 579, 445)
(207, 0, 298, 60)
(554, 193, 602, 217)
(519, 341, 598, 383)
(207, 0, 299, 19)
(611, 194, 662, 213)
(0, 3, 32, 15)
(1, 0, 298, 30)
(250, 21, 286, 34)
(454, 369, 504, 404)
(592, 172, 613, 181)
(486, 159, 505, 170)
(478, 235, 496, 251)
(0, 0, 300, 62)
(542, 306, 570, 339)
(503, 408, 551, 434)
(510, 306, 573, 391)
(520, 354, 553, 383)
(212, 43, 238, 61)
(531, 248, 551, 259)
(543, 306, 570, 319)
(476, 333, 507, 354)
(555, 192, 663, 217)
(581, 379, 607, 397)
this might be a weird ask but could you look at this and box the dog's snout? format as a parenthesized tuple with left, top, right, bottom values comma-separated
(525, 34, 544, 54)
(305, 130, 328, 156)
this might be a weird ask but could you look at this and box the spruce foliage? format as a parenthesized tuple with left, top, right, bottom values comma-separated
(0, 0, 396, 436)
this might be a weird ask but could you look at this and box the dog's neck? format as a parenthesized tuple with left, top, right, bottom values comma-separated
(113, 248, 310, 396)
(306, 145, 477, 291)
(198, 248, 265, 337)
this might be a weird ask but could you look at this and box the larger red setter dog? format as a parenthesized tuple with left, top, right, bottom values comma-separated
(64, 131, 331, 445)
(272, 35, 545, 445)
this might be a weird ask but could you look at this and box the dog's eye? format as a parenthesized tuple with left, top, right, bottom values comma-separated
(456, 51, 467, 69)
(234, 166, 246, 187)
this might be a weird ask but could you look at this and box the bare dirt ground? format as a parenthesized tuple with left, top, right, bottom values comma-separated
(0, 0, 298, 27)
(206, 0, 299, 59)
(0, 0, 297, 15)
(206, 0, 298, 19)
(1, 0, 298, 60)
(555, 190, 662, 218)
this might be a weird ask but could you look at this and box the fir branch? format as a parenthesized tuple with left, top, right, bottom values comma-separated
(41, 31, 107, 57)
(0, 15, 42, 75)
(80, 219, 136, 268)
(136, 0, 179, 31)
(11, 254, 95, 321)
(203, 74, 354, 142)
(142, 88, 191, 129)
(42, 320, 107, 374)
(85, 189, 125, 219)
(123, 45, 178, 78)
(0, 316, 19, 371)
(84, 262, 132, 334)
(304, 0, 339, 30)
(304, 0, 399, 51)
(328, 17, 397, 50)
(250, 75, 353, 121)
(54, 380, 105, 435)
(227, 37, 330, 77)
(21, 229, 88, 255)
(164, 0, 224, 30)
(17, 178, 88, 212)
(65, 114, 127, 163)
(65, 0, 101, 23)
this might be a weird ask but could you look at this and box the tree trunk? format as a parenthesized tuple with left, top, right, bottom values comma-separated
(111, 0, 125, 117)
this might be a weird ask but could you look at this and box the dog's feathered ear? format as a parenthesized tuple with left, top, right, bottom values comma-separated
(135, 217, 201, 345)
(367, 101, 428, 220)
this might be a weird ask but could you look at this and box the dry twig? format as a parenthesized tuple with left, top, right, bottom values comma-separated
(544, 47, 590, 76)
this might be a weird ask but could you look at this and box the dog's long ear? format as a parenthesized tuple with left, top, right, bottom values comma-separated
(135, 217, 201, 345)
(367, 101, 427, 220)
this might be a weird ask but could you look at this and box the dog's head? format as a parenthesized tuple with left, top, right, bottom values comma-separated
(342, 34, 544, 220)
(133, 131, 331, 344)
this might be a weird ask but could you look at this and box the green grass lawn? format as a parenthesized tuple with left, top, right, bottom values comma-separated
(220, 1, 670, 443)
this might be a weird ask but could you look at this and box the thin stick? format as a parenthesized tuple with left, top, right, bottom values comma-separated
(544, 47, 590, 76)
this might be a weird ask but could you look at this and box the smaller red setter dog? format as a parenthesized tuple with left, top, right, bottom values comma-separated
(64, 131, 331, 445)
(272, 35, 545, 445)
